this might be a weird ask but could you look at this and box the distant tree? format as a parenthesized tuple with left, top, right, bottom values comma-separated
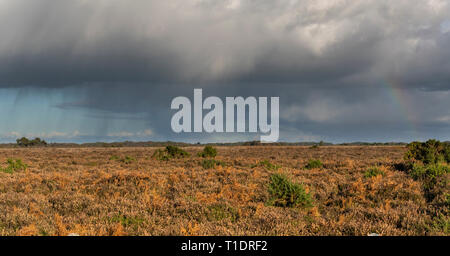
(16, 137, 47, 147)
(16, 137, 30, 147)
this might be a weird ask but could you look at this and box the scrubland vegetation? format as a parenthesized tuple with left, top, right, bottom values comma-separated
(0, 142, 448, 236)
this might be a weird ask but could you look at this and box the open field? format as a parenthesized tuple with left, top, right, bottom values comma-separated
(0, 146, 448, 236)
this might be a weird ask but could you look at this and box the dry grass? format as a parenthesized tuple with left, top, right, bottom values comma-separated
(0, 146, 447, 236)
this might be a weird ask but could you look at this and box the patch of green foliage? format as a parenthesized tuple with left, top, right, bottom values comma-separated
(364, 167, 385, 178)
(305, 159, 323, 169)
(202, 159, 226, 169)
(152, 146, 190, 161)
(16, 137, 47, 147)
(428, 214, 449, 235)
(253, 160, 280, 170)
(403, 140, 450, 205)
(152, 149, 170, 161)
(197, 146, 217, 158)
(404, 139, 450, 165)
(0, 159, 27, 174)
(166, 145, 190, 158)
(110, 214, 144, 228)
(410, 163, 449, 189)
(267, 173, 313, 208)
(109, 155, 136, 164)
(109, 155, 120, 161)
(207, 204, 239, 222)
(121, 156, 136, 164)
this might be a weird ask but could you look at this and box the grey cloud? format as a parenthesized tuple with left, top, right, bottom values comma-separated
(0, 0, 448, 87)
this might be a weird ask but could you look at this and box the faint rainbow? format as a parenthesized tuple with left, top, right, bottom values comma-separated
(381, 78, 419, 139)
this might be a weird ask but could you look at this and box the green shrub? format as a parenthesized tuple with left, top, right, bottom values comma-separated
(256, 160, 280, 170)
(268, 173, 312, 208)
(152, 146, 190, 161)
(166, 145, 190, 158)
(152, 149, 169, 161)
(1, 159, 27, 174)
(121, 156, 136, 164)
(198, 146, 217, 158)
(364, 167, 385, 178)
(109, 155, 120, 161)
(202, 159, 225, 169)
(305, 159, 323, 169)
(410, 163, 449, 188)
(404, 140, 450, 165)
(207, 204, 239, 222)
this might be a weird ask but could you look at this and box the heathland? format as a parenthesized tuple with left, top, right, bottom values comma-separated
(0, 145, 448, 236)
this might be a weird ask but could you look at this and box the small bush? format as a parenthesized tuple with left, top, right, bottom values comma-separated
(198, 146, 217, 158)
(152, 146, 190, 161)
(364, 167, 385, 178)
(207, 204, 239, 222)
(109, 155, 120, 161)
(166, 146, 190, 158)
(404, 140, 450, 165)
(305, 159, 323, 169)
(410, 163, 449, 188)
(255, 160, 280, 170)
(110, 214, 144, 228)
(202, 159, 225, 169)
(152, 149, 169, 161)
(1, 159, 27, 174)
(268, 173, 312, 208)
(121, 156, 136, 164)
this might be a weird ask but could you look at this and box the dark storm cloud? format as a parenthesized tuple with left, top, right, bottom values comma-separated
(0, 0, 449, 141)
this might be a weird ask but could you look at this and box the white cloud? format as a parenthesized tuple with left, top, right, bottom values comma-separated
(107, 129, 153, 138)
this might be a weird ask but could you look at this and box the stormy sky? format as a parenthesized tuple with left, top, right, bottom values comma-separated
(0, 0, 449, 143)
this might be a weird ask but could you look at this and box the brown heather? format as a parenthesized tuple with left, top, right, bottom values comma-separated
(0, 146, 448, 236)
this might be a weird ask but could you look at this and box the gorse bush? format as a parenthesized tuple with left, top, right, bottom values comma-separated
(207, 204, 239, 222)
(404, 140, 450, 204)
(364, 167, 385, 178)
(258, 160, 280, 170)
(404, 139, 450, 165)
(410, 163, 449, 189)
(1, 159, 27, 174)
(268, 173, 312, 208)
(152, 146, 190, 161)
(152, 149, 170, 161)
(202, 159, 226, 169)
(121, 156, 136, 164)
(305, 159, 323, 169)
(198, 146, 217, 158)
(109, 155, 136, 164)
(166, 145, 190, 158)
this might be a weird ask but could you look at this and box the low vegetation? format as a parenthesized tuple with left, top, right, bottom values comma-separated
(0, 145, 448, 235)
(252, 160, 280, 170)
(0, 158, 27, 174)
(197, 146, 217, 158)
(364, 167, 385, 178)
(267, 173, 312, 208)
(201, 159, 226, 169)
(404, 139, 450, 165)
(152, 146, 190, 161)
(305, 159, 323, 169)
(402, 140, 450, 233)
